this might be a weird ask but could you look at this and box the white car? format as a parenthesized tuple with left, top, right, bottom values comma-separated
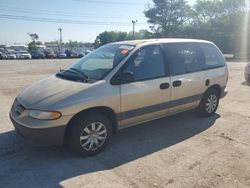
(57, 52, 67, 58)
(17, 51, 32, 59)
(7, 53, 17, 59)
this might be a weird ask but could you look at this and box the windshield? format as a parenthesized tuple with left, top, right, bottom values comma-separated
(57, 43, 134, 82)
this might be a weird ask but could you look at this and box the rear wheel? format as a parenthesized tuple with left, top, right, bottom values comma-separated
(198, 88, 219, 117)
(66, 114, 112, 156)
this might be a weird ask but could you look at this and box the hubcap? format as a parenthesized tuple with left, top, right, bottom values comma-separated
(205, 94, 218, 113)
(80, 122, 107, 151)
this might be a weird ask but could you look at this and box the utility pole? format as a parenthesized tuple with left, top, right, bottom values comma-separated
(58, 28, 62, 51)
(131, 20, 137, 40)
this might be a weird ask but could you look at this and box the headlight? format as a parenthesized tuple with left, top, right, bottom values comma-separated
(29, 110, 61, 120)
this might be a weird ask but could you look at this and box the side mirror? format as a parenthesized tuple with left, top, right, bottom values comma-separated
(121, 71, 134, 84)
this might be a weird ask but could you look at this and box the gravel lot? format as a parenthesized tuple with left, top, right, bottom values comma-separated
(0, 59, 250, 188)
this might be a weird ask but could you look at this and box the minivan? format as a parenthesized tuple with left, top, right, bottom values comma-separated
(10, 39, 228, 156)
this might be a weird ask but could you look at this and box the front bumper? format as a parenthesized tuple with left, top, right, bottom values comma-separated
(10, 113, 66, 146)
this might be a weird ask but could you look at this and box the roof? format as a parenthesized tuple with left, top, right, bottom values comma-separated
(113, 38, 212, 46)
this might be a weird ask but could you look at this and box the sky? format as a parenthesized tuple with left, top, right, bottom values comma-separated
(0, 0, 196, 44)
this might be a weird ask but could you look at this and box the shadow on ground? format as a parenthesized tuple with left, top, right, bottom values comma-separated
(0, 110, 220, 187)
(241, 81, 250, 86)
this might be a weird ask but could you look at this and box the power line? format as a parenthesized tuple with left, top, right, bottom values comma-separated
(72, 0, 146, 6)
(0, 6, 127, 19)
(71, 0, 175, 6)
(0, 14, 147, 26)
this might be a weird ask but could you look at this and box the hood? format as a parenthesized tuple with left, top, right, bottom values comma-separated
(17, 75, 92, 110)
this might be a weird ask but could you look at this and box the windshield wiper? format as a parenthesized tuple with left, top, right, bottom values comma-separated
(56, 69, 89, 83)
(69, 68, 89, 81)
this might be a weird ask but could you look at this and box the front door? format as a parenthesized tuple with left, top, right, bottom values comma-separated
(119, 45, 171, 128)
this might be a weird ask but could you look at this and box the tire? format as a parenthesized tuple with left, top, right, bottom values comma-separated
(66, 113, 112, 156)
(197, 88, 219, 117)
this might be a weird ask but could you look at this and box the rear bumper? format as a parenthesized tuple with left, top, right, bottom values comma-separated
(220, 86, 228, 99)
(10, 113, 65, 146)
(245, 72, 250, 82)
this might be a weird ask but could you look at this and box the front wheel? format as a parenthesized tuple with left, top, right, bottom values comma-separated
(66, 114, 112, 156)
(198, 88, 219, 117)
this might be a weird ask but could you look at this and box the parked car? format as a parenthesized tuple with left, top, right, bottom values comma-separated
(245, 63, 250, 82)
(6, 53, 16, 59)
(65, 50, 78, 58)
(44, 51, 56, 59)
(70, 52, 79, 58)
(78, 53, 84, 58)
(16, 51, 32, 59)
(31, 51, 45, 59)
(85, 50, 91, 55)
(10, 39, 228, 156)
(57, 52, 67, 58)
(0, 52, 7, 59)
(65, 49, 72, 58)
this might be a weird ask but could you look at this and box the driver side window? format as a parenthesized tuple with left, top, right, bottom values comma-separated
(124, 45, 166, 81)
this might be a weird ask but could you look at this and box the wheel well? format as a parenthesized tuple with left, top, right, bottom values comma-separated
(205, 84, 221, 97)
(65, 106, 118, 138)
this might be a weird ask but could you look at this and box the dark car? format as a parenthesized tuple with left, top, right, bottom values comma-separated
(65, 50, 78, 58)
(70, 52, 79, 58)
(78, 53, 84, 58)
(31, 51, 45, 59)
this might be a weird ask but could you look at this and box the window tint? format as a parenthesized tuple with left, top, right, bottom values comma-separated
(124, 45, 166, 81)
(164, 43, 202, 75)
(199, 43, 225, 69)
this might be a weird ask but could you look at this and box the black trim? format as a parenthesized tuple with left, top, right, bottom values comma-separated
(160, 43, 171, 76)
(202, 65, 225, 71)
(161, 42, 226, 77)
(111, 44, 170, 85)
(117, 93, 203, 121)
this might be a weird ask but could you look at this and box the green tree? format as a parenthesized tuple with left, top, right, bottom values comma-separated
(94, 31, 128, 48)
(94, 30, 154, 48)
(193, 0, 223, 24)
(28, 33, 39, 42)
(27, 33, 39, 51)
(144, 0, 191, 37)
(126, 29, 154, 40)
(190, 0, 245, 54)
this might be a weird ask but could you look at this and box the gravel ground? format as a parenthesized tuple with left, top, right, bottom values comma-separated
(0, 59, 250, 188)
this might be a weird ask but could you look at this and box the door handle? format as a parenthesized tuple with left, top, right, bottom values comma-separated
(173, 80, 182, 87)
(160, 83, 170, 89)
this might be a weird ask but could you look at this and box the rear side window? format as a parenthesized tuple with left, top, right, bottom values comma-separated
(199, 43, 225, 70)
(163, 43, 202, 76)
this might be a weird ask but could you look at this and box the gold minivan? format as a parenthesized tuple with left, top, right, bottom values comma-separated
(10, 39, 228, 156)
